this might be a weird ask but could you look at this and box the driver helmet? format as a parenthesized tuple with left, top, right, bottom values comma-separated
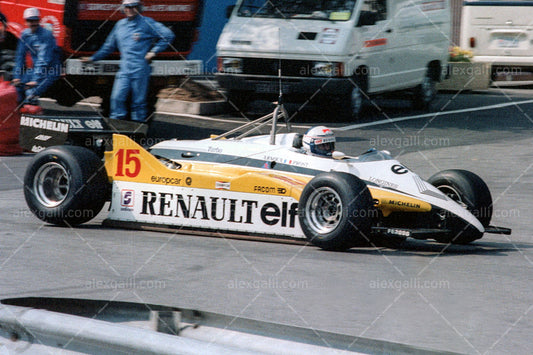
(302, 126, 335, 157)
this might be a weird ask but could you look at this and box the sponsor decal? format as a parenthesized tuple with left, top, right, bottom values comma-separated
(19, 116, 69, 152)
(388, 200, 421, 209)
(253, 186, 287, 194)
(254, 186, 276, 193)
(35, 134, 52, 142)
(216, 181, 231, 190)
(20, 116, 69, 133)
(262, 155, 309, 168)
(31, 145, 46, 153)
(151, 176, 182, 185)
(140, 191, 299, 228)
(368, 177, 399, 190)
(391, 164, 409, 175)
(387, 228, 411, 237)
(121, 189, 134, 209)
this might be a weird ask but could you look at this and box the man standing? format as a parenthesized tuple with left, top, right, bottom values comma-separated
(85, 0, 175, 122)
(12, 8, 61, 111)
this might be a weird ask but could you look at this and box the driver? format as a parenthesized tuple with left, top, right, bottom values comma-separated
(302, 126, 336, 157)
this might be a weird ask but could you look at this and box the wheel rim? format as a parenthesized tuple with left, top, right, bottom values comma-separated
(437, 185, 468, 209)
(33, 162, 70, 208)
(305, 187, 343, 234)
(350, 87, 363, 116)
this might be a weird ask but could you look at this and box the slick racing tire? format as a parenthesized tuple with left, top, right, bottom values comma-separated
(428, 169, 493, 244)
(299, 172, 375, 251)
(24, 146, 109, 226)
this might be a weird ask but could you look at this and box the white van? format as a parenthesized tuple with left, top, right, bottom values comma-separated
(216, 0, 450, 118)
(461, 0, 533, 80)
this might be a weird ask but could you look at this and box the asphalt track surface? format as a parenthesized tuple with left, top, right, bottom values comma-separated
(1, 88, 532, 354)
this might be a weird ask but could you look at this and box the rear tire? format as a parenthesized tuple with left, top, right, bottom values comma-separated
(428, 169, 492, 244)
(24, 146, 110, 226)
(299, 172, 375, 250)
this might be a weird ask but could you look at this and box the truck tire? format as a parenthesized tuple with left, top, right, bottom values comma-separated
(299, 172, 375, 250)
(24, 146, 110, 226)
(428, 169, 492, 244)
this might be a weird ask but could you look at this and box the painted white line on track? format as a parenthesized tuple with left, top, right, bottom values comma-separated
(338, 98, 533, 131)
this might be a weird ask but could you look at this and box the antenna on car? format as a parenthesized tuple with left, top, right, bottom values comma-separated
(269, 27, 290, 145)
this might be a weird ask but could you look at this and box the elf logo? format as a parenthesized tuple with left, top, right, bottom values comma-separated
(140, 191, 298, 228)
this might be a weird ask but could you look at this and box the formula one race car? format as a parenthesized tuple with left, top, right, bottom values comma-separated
(23, 109, 511, 250)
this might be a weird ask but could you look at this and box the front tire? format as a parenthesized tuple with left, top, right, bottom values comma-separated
(24, 146, 110, 226)
(299, 172, 375, 250)
(428, 169, 492, 244)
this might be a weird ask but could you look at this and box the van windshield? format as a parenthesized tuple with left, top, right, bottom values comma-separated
(237, 0, 357, 21)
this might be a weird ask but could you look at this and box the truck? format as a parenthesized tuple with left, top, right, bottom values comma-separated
(216, 0, 451, 119)
(460, 0, 533, 81)
(0, 0, 204, 117)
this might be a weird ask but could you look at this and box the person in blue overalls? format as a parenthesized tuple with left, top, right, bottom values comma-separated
(11, 8, 61, 111)
(84, 0, 175, 122)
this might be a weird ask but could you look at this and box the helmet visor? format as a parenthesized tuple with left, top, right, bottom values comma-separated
(315, 142, 335, 156)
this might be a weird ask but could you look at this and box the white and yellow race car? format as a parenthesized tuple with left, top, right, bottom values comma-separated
(23, 115, 511, 250)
